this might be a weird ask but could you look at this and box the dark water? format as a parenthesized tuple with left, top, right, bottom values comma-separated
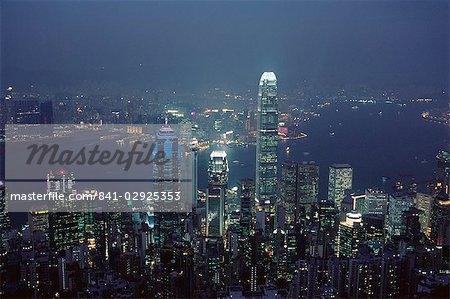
(7, 102, 449, 227)
(199, 102, 449, 198)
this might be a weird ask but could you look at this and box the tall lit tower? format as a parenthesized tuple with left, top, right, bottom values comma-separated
(255, 72, 278, 211)
(154, 122, 180, 181)
(152, 122, 182, 246)
(336, 211, 362, 258)
(280, 161, 298, 229)
(363, 188, 388, 216)
(206, 150, 228, 237)
(238, 178, 255, 238)
(298, 161, 319, 216)
(386, 192, 414, 240)
(328, 164, 353, 209)
(47, 170, 80, 252)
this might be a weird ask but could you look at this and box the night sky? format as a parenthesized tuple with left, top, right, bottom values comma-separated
(1, 0, 448, 92)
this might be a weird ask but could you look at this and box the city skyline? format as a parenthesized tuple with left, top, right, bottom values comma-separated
(2, 67, 448, 297)
(1, 1, 449, 298)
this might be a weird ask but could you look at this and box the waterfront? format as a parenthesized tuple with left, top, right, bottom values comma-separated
(199, 102, 449, 198)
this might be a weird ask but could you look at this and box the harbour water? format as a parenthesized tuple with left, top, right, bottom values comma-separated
(199, 102, 449, 198)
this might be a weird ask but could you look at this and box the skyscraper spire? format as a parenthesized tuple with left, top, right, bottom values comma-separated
(255, 72, 278, 207)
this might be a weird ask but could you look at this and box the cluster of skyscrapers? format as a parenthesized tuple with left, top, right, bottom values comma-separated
(0, 73, 449, 298)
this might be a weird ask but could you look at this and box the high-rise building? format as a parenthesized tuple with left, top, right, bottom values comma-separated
(205, 238, 224, 286)
(192, 147, 199, 209)
(154, 244, 194, 298)
(386, 192, 414, 240)
(49, 212, 81, 253)
(12, 99, 40, 124)
(255, 72, 278, 209)
(0, 181, 9, 235)
(238, 179, 255, 238)
(154, 123, 180, 182)
(289, 257, 344, 298)
(347, 251, 401, 298)
(206, 150, 228, 237)
(403, 206, 421, 242)
(362, 214, 384, 256)
(280, 161, 298, 229)
(153, 123, 183, 246)
(298, 162, 319, 216)
(318, 199, 338, 233)
(280, 161, 306, 277)
(340, 194, 355, 222)
(328, 164, 353, 209)
(317, 199, 339, 259)
(363, 188, 388, 216)
(430, 195, 450, 247)
(414, 193, 433, 235)
(336, 211, 362, 258)
(39, 101, 53, 124)
(47, 171, 81, 253)
(0, 181, 10, 280)
(350, 193, 366, 215)
(28, 210, 49, 233)
(436, 150, 449, 197)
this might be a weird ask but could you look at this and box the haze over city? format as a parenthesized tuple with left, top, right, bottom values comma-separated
(0, 1, 449, 298)
(2, 1, 448, 95)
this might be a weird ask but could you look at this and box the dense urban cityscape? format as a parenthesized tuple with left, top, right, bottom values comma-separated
(1, 1, 449, 298)
(0, 70, 449, 298)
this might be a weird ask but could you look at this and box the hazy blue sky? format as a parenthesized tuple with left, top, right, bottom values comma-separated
(1, 0, 448, 92)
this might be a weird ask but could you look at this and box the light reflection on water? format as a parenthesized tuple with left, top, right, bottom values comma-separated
(199, 103, 448, 198)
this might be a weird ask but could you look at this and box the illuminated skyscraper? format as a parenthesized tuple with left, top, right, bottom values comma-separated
(237, 178, 255, 291)
(238, 179, 255, 238)
(192, 146, 199, 209)
(28, 210, 49, 233)
(362, 214, 384, 256)
(430, 195, 450, 247)
(318, 199, 339, 258)
(0, 181, 9, 280)
(328, 164, 353, 209)
(436, 150, 450, 197)
(363, 188, 388, 216)
(47, 171, 81, 252)
(206, 150, 228, 237)
(153, 123, 182, 246)
(280, 161, 298, 229)
(336, 211, 362, 258)
(298, 161, 319, 216)
(255, 72, 278, 209)
(386, 192, 414, 240)
(415, 192, 433, 235)
(280, 161, 300, 279)
(154, 123, 180, 182)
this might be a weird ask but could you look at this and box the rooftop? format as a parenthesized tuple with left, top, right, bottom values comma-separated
(210, 150, 227, 158)
(330, 163, 352, 168)
(259, 72, 277, 84)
